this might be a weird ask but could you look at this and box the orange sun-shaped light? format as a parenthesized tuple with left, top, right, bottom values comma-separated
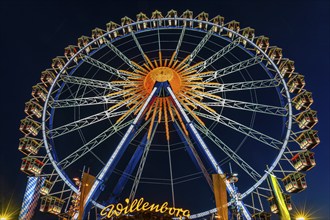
(108, 51, 220, 140)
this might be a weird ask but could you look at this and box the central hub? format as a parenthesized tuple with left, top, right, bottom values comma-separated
(149, 67, 174, 82)
(144, 67, 181, 94)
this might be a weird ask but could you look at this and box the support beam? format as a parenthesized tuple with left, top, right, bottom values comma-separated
(195, 124, 261, 182)
(82, 87, 159, 217)
(82, 55, 128, 80)
(62, 75, 121, 91)
(203, 56, 262, 82)
(204, 98, 287, 116)
(195, 111, 283, 150)
(48, 110, 127, 138)
(166, 85, 251, 220)
(208, 79, 279, 94)
(49, 96, 120, 108)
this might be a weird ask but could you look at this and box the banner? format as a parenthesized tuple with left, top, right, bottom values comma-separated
(269, 174, 291, 220)
(78, 172, 96, 220)
(212, 174, 228, 220)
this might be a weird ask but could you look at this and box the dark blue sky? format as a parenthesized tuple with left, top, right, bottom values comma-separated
(0, 0, 329, 219)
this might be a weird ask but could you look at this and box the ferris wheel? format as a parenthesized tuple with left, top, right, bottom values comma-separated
(18, 9, 320, 220)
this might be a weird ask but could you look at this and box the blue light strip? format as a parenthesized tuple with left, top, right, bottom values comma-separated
(19, 177, 45, 220)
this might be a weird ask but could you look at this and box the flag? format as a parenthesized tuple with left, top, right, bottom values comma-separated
(269, 174, 291, 220)
(78, 172, 96, 220)
(212, 174, 228, 220)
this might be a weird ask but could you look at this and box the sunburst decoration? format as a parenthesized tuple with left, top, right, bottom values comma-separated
(108, 51, 221, 140)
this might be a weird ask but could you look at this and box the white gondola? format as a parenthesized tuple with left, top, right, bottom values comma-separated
(18, 137, 41, 155)
(296, 109, 318, 129)
(210, 15, 225, 34)
(31, 83, 48, 102)
(64, 45, 81, 63)
(182, 10, 193, 27)
(292, 91, 313, 110)
(240, 27, 255, 47)
(77, 35, 93, 54)
(25, 100, 43, 118)
(20, 157, 43, 175)
(296, 130, 320, 150)
(136, 12, 149, 30)
(40, 69, 56, 87)
(268, 47, 283, 65)
(226, 20, 240, 38)
(282, 172, 307, 193)
(255, 36, 270, 54)
(19, 118, 41, 136)
(278, 59, 295, 78)
(287, 74, 305, 94)
(51, 57, 67, 74)
(196, 12, 208, 30)
(40, 179, 52, 195)
(166, 9, 178, 27)
(121, 16, 134, 35)
(291, 151, 316, 172)
(92, 28, 106, 45)
(151, 10, 163, 28)
(106, 21, 120, 40)
(40, 196, 64, 215)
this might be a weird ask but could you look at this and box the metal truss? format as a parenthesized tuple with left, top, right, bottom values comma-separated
(166, 86, 251, 219)
(195, 124, 261, 182)
(82, 55, 128, 80)
(58, 119, 133, 170)
(174, 25, 186, 61)
(103, 38, 137, 71)
(203, 56, 263, 82)
(49, 96, 120, 108)
(131, 31, 149, 64)
(174, 121, 213, 190)
(208, 78, 280, 94)
(83, 87, 159, 215)
(187, 28, 215, 65)
(129, 122, 158, 201)
(195, 111, 283, 150)
(204, 98, 288, 116)
(62, 75, 121, 91)
(48, 110, 127, 138)
(196, 38, 240, 73)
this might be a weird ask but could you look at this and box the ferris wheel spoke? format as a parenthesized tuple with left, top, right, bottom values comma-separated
(207, 78, 280, 94)
(173, 25, 186, 61)
(62, 75, 122, 91)
(194, 111, 283, 150)
(186, 28, 215, 65)
(82, 55, 128, 80)
(204, 98, 287, 116)
(201, 55, 263, 82)
(196, 38, 240, 73)
(131, 31, 149, 64)
(49, 96, 120, 108)
(48, 110, 127, 139)
(58, 119, 134, 170)
(195, 124, 262, 182)
(129, 121, 159, 201)
(103, 38, 137, 71)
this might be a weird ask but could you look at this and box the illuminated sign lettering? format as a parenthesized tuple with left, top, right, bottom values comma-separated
(100, 198, 190, 219)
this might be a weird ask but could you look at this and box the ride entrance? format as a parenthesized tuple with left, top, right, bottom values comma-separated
(18, 10, 320, 220)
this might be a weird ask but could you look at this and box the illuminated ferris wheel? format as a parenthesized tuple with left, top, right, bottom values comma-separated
(18, 9, 320, 220)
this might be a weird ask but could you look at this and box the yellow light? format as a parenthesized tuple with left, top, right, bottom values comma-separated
(296, 217, 306, 220)
(100, 198, 190, 219)
(0, 216, 8, 220)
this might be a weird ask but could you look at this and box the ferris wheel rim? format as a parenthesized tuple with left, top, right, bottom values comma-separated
(41, 17, 293, 217)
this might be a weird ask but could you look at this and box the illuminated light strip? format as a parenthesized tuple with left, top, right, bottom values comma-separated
(83, 87, 158, 213)
(167, 86, 251, 220)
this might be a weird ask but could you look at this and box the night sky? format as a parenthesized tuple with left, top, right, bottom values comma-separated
(0, 0, 329, 219)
